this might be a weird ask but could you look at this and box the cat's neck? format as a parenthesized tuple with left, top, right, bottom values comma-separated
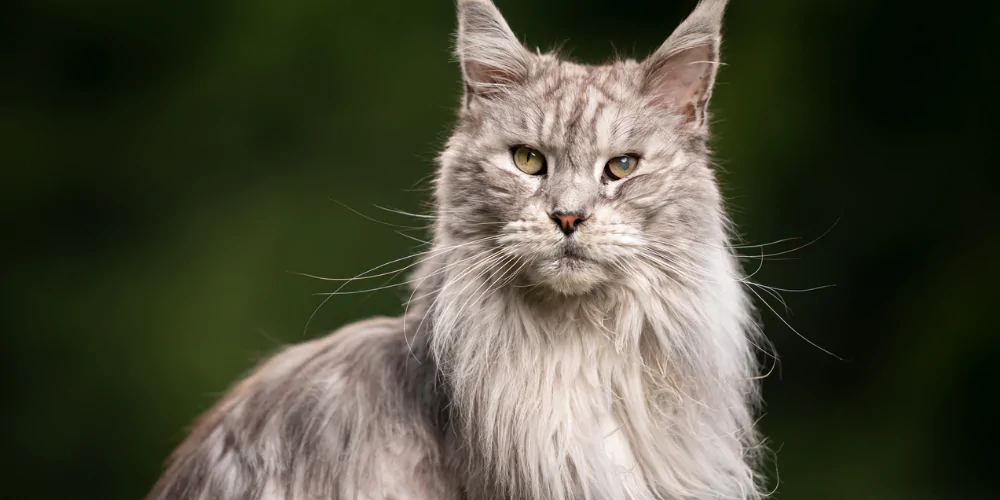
(416, 251, 762, 499)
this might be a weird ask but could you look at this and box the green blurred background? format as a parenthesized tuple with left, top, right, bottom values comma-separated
(3, 0, 997, 498)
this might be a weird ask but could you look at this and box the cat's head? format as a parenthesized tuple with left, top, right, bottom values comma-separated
(436, 0, 730, 296)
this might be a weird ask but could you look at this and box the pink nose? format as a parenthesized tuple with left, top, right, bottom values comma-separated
(551, 212, 585, 235)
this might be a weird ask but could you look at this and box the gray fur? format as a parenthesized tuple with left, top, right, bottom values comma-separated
(147, 1, 766, 498)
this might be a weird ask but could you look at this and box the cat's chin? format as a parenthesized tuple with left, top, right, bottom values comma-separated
(530, 256, 609, 296)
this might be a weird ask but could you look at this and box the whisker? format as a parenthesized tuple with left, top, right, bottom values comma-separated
(640, 238, 834, 299)
(372, 205, 437, 220)
(404, 248, 504, 307)
(298, 234, 502, 283)
(453, 253, 520, 321)
(416, 250, 508, 336)
(747, 281, 790, 314)
(744, 285, 844, 361)
(403, 246, 502, 317)
(742, 245, 766, 282)
(395, 230, 432, 246)
(730, 237, 801, 250)
(302, 235, 502, 336)
(749, 218, 840, 258)
(641, 222, 837, 260)
(332, 199, 426, 230)
(371, 204, 511, 226)
(401, 246, 504, 361)
(316, 242, 506, 297)
(753, 284, 836, 293)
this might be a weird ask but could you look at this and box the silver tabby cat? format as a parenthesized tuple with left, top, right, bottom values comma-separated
(148, 0, 766, 498)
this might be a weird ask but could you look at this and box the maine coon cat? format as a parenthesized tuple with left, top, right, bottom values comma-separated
(147, 0, 766, 498)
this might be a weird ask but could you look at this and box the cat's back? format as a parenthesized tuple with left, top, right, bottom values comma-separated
(147, 316, 458, 500)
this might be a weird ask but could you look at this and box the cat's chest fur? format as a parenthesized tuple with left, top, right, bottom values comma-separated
(443, 299, 662, 499)
(517, 329, 653, 498)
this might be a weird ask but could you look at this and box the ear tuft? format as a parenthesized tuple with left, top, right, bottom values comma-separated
(456, 0, 530, 100)
(643, 0, 728, 129)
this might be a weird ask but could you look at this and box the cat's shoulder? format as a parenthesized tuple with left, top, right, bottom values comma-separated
(147, 316, 451, 499)
(214, 316, 409, 411)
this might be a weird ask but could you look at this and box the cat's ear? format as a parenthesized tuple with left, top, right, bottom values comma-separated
(642, 0, 728, 129)
(455, 0, 531, 101)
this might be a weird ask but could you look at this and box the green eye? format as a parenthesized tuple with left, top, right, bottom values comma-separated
(512, 146, 546, 175)
(605, 155, 639, 180)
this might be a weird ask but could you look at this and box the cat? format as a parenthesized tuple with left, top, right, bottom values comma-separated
(146, 0, 766, 498)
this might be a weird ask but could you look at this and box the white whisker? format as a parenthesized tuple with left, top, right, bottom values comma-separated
(745, 285, 843, 361)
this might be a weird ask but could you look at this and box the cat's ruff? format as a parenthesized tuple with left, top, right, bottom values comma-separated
(147, 1, 766, 499)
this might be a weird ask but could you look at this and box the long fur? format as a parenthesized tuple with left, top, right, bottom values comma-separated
(147, 1, 766, 499)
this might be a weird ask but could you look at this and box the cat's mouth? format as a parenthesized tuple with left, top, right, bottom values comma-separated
(560, 243, 586, 261)
(536, 244, 606, 294)
(498, 224, 612, 294)
(555, 239, 598, 268)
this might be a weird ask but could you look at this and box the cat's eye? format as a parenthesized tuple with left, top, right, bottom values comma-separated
(605, 155, 639, 180)
(512, 146, 547, 175)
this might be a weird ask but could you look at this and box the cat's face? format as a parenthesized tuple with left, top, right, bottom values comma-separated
(437, 0, 727, 295)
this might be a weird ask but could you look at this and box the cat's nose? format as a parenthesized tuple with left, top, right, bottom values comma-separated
(550, 211, 586, 235)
